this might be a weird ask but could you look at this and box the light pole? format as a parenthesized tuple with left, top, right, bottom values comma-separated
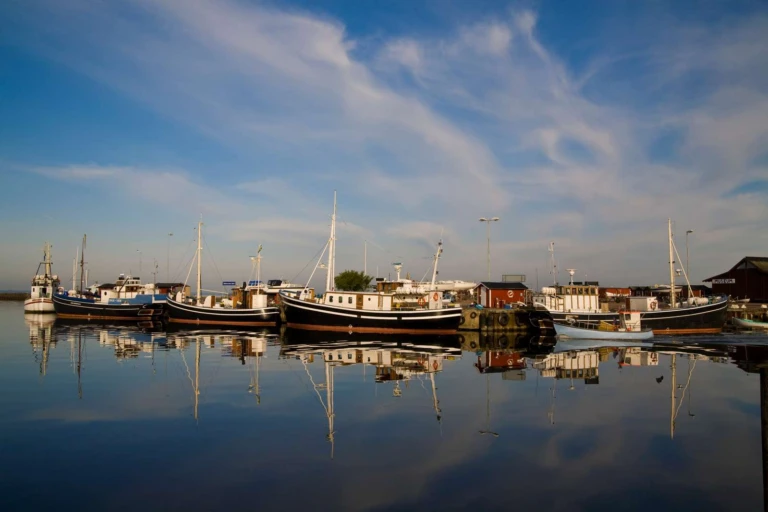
(167, 232, 174, 281)
(685, 230, 693, 282)
(136, 249, 142, 275)
(478, 217, 500, 280)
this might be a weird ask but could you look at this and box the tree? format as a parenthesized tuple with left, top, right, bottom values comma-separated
(334, 270, 373, 291)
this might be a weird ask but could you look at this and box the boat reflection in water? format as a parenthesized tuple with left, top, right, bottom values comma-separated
(25, 314, 57, 376)
(280, 329, 462, 458)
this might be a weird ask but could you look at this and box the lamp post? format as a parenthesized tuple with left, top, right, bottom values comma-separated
(478, 217, 500, 280)
(685, 230, 693, 282)
(167, 232, 174, 281)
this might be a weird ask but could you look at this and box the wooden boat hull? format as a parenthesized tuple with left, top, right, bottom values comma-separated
(544, 297, 728, 335)
(52, 294, 164, 320)
(165, 297, 279, 327)
(280, 292, 462, 334)
(24, 297, 55, 313)
(553, 322, 654, 340)
(733, 317, 768, 330)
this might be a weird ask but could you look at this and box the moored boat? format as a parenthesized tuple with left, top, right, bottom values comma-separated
(280, 192, 463, 334)
(24, 242, 60, 313)
(165, 224, 279, 327)
(732, 317, 768, 330)
(52, 235, 164, 320)
(532, 220, 728, 335)
(553, 311, 654, 341)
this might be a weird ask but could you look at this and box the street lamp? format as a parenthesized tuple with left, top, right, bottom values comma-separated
(167, 232, 174, 281)
(478, 217, 500, 280)
(685, 230, 693, 282)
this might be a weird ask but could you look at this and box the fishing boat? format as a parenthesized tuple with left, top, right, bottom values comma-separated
(532, 220, 728, 335)
(732, 317, 768, 330)
(280, 192, 463, 334)
(553, 311, 654, 340)
(52, 235, 165, 320)
(165, 222, 280, 327)
(24, 242, 60, 313)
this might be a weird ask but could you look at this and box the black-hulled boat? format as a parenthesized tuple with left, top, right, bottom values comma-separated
(165, 297, 279, 326)
(280, 192, 463, 334)
(164, 222, 279, 327)
(52, 293, 164, 320)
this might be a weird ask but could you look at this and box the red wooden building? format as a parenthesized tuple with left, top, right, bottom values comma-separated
(474, 282, 528, 308)
(704, 256, 768, 303)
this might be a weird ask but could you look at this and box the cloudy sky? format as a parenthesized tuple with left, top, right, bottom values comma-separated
(1, 0, 767, 291)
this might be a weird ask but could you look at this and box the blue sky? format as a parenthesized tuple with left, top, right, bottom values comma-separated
(1, 0, 767, 291)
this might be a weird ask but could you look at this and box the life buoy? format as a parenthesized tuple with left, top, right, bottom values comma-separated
(432, 360, 438, 370)
(459, 315, 466, 325)
(470, 311, 478, 319)
(417, 358, 424, 365)
(498, 335, 508, 348)
(418, 297, 426, 307)
(432, 292, 439, 301)
(650, 302, 657, 311)
(470, 341, 477, 349)
(498, 313, 509, 326)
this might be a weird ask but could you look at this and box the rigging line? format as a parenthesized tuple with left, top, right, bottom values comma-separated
(171, 237, 197, 283)
(290, 241, 331, 284)
(673, 358, 697, 421)
(173, 246, 197, 285)
(180, 344, 195, 402)
(203, 236, 226, 290)
(302, 359, 330, 416)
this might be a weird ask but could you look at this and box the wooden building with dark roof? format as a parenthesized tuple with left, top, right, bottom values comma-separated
(703, 257, 768, 303)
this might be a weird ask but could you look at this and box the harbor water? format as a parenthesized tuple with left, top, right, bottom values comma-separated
(2, 300, 767, 511)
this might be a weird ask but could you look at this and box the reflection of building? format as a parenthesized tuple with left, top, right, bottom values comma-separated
(533, 351, 600, 384)
(99, 329, 167, 359)
(474, 350, 526, 380)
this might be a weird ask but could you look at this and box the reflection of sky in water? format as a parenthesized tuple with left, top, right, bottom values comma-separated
(1, 301, 766, 511)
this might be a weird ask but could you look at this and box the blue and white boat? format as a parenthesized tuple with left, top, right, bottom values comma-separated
(553, 311, 654, 341)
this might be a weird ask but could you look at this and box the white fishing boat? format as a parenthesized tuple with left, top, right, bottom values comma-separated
(553, 311, 654, 340)
(24, 242, 60, 313)
(732, 317, 768, 330)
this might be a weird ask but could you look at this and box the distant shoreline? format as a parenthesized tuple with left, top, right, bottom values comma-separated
(0, 292, 29, 301)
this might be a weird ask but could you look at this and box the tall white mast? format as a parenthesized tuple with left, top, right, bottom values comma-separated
(256, 245, 262, 295)
(668, 218, 676, 308)
(196, 218, 203, 303)
(325, 191, 337, 293)
(549, 242, 557, 286)
(364, 240, 367, 276)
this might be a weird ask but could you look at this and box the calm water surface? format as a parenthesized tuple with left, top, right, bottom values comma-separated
(1, 301, 767, 511)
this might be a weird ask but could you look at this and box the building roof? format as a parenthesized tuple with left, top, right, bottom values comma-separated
(704, 256, 768, 282)
(476, 281, 528, 290)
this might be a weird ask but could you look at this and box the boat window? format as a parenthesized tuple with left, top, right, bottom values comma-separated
(367, 297, 371, 301)
(347, 353, 352, 359)
(624, 314, 630, 319)
(348, 297, 353, 304)
(329, 296, 333, 303)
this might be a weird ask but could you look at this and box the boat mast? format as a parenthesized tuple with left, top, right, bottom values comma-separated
(79, 235, 86, 295)
(670, 353, 677, 439)
(257, 245, 262, 295)
(72, 246, 79, 293)
(43, 242, 52, 278)
(325, 191, 337, 293)
(549, 242, 557, 286)
(195, 339, 201, 421)
(668, 219, 676, 308)
(430, 239, 443, 289)
(430, 371, 441, 423)
(196, 218, 203, 303)
(325, 360, 335, 459)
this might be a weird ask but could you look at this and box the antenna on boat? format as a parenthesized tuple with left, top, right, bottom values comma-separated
(430, 239, 443, 290)
(196, 216, 204, 304)
(668, 219, 676, 308)
(393, 263, 403, 281)
(549, 242, 558, 285)
(567, 269, 576, 286)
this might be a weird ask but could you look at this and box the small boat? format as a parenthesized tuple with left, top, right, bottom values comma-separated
(732, 317, 768, 330)
(24, 242, 60, 313)
(553, 311, 654, 340)
(165, 224, 280, 327)
(734, 297, 751, 304)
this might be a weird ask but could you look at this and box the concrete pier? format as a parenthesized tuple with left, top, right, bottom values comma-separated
(459, 307, 551, 332)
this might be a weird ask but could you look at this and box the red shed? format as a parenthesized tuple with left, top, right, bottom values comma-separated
(703, 256, 768, 303)
(474, 282, 528, 308)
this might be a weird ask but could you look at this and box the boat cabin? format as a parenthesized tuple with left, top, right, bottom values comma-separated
(619, 311, 643, 332)
(532, 285, 600, 313)
(321, 290, 444, 311)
